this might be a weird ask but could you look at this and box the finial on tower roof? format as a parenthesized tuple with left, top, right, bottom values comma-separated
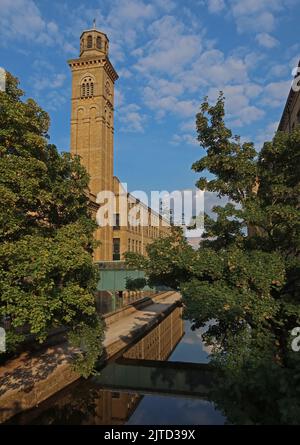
(93, 18, 96, 29)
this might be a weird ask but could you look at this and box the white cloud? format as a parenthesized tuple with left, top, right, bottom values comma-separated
(135, 16, 202, 75)
(151, 78, 185, 96)
(117, 68, 133, 79)
(229, 0, 284, 33)
(0, 0, 45, 42)
(43, 90, 69, 112)
(206, 83, 265, 127)
(260, 80, 291, 107)
(230, 0, 282, 17)
(255, 33, 279, 49)
(118, 103, 146, 133)
(230, 105, 265, 127)
(143, 85, 198, 118)
(31, 72, 66, 92)
(0, 0, 76, 53)
(153, 0, 177, 12)
(268, 63, 289, 78)
(108, 0, 155, 23)
(172, 133, 198, 146)
(179, 50, 250, 93)
(207, 0, 226, 13)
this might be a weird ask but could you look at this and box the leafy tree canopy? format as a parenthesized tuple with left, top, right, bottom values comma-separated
(0, 73, 104, 377)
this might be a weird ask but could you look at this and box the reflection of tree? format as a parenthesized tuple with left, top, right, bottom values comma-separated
(187, 319, 300, 425)
(15, 379, 142, 426)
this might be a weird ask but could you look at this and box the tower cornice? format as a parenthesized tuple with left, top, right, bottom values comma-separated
(68, 56, 118, 83)
(104, 57, 119, 83)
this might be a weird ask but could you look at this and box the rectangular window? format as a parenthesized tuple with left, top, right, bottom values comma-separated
(113, 238, 120, 261)
(113, 213, 120, 230)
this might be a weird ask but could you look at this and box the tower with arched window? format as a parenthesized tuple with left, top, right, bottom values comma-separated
(68, 28, 119, 261)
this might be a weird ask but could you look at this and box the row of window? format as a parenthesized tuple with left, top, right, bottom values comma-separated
(128, 239, 142, 254)
(113, 214, 162, 239)
(128, 223, 160, 238)
(81, 80, 94, 98)
(112, 237, 144, 261)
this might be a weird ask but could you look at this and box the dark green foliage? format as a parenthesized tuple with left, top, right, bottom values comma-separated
(0, 73, 104, 375)
(125, 277, 147, 291)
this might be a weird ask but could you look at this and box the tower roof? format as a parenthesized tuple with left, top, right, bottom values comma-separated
(79, 27, 110, 58)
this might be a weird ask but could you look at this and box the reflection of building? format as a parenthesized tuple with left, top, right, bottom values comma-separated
(93, 390, 141, 425)
(68, 27, 170, 262)
(90, 306, 183, 425)
(123, 306, 183, 361)
(278, 60, 300, 132)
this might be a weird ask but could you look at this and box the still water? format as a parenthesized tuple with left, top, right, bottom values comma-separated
(9, 307, 225, 425)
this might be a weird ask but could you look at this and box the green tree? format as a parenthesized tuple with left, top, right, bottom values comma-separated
(126, 94, 300, 424)
(0, 73, 104, 377)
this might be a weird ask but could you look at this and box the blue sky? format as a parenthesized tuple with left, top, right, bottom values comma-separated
(1, 0, 299, 195)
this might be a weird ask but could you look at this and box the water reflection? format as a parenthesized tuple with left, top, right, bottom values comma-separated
(127, 397, 224, 425)
(8, 307, 225, 425)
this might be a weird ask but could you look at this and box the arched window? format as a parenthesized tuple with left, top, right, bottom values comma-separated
(87, 35, 93, 48)
(81, 77, 94, 98)
(96, 36, 102, 49)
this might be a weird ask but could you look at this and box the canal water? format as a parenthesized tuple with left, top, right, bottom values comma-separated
(8, 306, 226, 425)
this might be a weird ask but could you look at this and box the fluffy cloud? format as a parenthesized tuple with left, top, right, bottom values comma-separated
(135, 16, 202, 75)
(228, 0, 286, 34)
(180, 50, 249, 92)
(207, 0, 226, 13)
(268, 64, 289, 78)
(260, 80, 291, 107)
(0, 0, 76, 53)
(255, 33, 279, 48)
(206, 83, 265, 126)
(0, 0, 45, 42)
(172, 133, 198, 146)
(31, 73, 66, 92)
(143, 85, 198, 118)
(118, 103, 146, 133)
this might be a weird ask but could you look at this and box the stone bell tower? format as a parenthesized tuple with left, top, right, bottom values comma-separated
(68, 26, 119, 261)
(68, 26, 118, 196)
